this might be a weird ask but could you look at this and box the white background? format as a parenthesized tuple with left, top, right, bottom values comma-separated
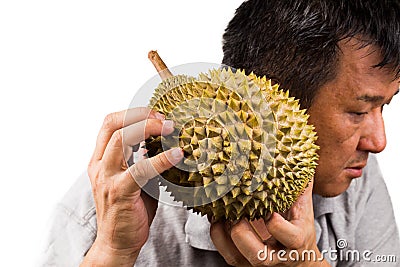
(0, 1, 398, 265)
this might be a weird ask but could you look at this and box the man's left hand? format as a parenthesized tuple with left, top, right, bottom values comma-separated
(210, 178, 330, 266)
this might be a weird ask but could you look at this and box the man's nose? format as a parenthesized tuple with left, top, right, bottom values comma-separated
(357, 108, 387, 153)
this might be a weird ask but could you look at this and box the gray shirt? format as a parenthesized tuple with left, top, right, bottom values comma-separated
(38, 155, 400, 266)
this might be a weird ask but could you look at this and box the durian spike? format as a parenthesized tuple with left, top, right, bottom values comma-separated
(148, 50, 173, 80)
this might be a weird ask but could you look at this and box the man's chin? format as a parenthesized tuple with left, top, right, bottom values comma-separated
(313, 179, 353, 197)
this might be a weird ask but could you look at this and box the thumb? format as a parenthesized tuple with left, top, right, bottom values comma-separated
(287, 176, 314, 221)
(123, 147, 183, 193)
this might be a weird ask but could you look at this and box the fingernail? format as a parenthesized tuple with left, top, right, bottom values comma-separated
(155, 112, 165, 120)
(171, 147, 183, 160)
(162, 120, 174, 130)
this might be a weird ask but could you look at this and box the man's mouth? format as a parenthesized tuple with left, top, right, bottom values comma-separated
(344, 164, 367, 178)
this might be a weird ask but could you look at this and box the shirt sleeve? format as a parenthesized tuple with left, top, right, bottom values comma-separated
(354, 156, 400, 265)
(37, 172, 97, 267)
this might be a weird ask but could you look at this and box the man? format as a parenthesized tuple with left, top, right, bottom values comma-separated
(40, 0, 400, 266)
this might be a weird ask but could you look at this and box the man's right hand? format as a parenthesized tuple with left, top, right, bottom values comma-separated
(81, 107, 183, 267)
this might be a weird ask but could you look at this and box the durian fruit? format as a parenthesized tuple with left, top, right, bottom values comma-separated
(145, 68, 319, 221)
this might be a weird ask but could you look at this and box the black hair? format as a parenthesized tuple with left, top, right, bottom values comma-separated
(222, 0, 400, 108)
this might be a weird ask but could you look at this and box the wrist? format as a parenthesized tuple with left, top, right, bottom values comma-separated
(81, 240, 140, 267)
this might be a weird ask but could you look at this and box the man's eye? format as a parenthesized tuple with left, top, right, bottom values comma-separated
(349, 112, 368, 123)
(352, 112, 368, 116)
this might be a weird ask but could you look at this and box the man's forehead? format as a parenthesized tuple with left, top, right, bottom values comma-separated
(310, 46, 399, 108)
(338, 39, 383, 72)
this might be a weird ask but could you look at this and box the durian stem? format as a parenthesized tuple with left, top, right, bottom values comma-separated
(148, 50, 173, 80)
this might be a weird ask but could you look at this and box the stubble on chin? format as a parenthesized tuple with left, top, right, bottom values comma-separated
(312, 175, 353, 198)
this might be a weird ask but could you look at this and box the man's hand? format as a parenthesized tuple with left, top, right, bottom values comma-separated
(81, 107, 183, 266)
(210, 178, 330, 266)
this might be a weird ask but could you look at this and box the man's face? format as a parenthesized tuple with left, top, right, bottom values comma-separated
(308, 39, 399, 197)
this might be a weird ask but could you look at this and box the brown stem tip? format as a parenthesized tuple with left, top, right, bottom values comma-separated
(148, 50, 173, 80)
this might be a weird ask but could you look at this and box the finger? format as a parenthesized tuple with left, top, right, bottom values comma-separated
(287, 176, 315, 221)
(298, 176, 314, 205)
(91, 107, 164, 162)
(248, 219, 272, 241)
(121, 147, 183, 194)
(229, 220, 268, 266)
(262, 178, 315, 251)
(210, 221, 251, 266)
(265, 212, 303, 249)
(102, 119, 175, 170)
(122, 119, 174, 147)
